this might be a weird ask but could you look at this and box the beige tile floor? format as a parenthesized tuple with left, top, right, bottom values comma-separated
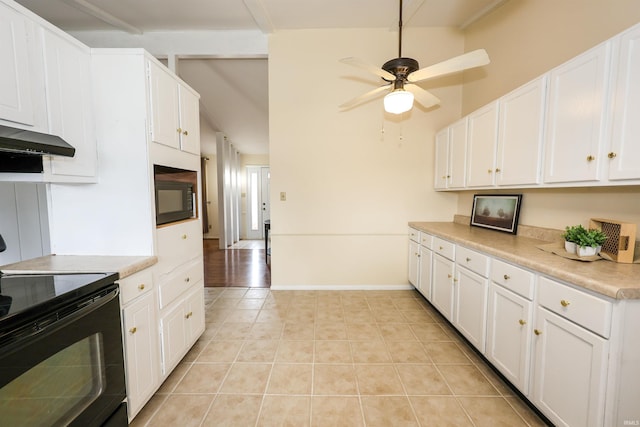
(130, 288, 550, 427)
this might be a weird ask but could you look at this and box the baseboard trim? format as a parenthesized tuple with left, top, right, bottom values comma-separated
(269, 284, 415, 291)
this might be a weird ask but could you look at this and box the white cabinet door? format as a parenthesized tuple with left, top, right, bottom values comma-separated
(434, 128, 449, 190)
(543, 42, 612, 184)
(408, 239, 420, 287)
(0, 3, 35, 127)
(178, 86, 200, 155)
(608, 24, 640, 181)
(149, 61, 180, 149)
(486, 283, 533, 394)
(184, 285, 205, 345)
(448, 118, 467, 189)
(454, 266, 488, 352)
(122, 292, 160, 420)
(497, 76, 547, 186)
(418, 245, 432, 301)
(160, 301, 187, 376)
(431, 253, 455, 321)
(532, 307, 608, 427)
(466, 101, 499, 188)
(41, 29, 97, 181)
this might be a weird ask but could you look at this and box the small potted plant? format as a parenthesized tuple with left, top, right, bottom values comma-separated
(575, 228, 608, 257)
(561, 225, 586, 254)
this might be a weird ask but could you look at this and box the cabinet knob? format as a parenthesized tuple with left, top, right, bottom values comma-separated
(446, 175, 451, 179)
(439, 246, 444, 250)
(586, 155, 595, 162)
(495, 168, 501, 173)
(608, 152, 617, 159)
(488, 169, 493, 174)
(447, 274, 452, 279)
(138, 284, 145, 291)
(453, 278, 458, 283)
(519, 319, 527, 326)
(183, 130, 189, 136)
(129, 327, 137, 334)
(466, 257, 471, 262)
(185, 277, 190, 283)
(182, 234, 187, 239)
(503, 274, 510, 280)
(534, 329, 542, 336)
(177, 127, 182, 134)
(185, 311, 193, 319)
(560, 299, 570, 307)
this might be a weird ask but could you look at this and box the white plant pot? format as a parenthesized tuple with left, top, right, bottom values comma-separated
(577, 245, 601, 257)
(564, 241, 577, 254)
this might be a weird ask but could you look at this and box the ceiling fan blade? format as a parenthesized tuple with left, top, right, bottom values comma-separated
(339, 84, 392, 110)
(407, 49, 490, 83)
(406, 84, 440, 109)
(340, 57, 396, 81)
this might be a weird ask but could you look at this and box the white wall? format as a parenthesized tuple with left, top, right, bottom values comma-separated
(268, 28, 464, 288)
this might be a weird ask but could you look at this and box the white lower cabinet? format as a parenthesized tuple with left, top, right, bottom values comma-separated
(160, 284, 204, 376)
(454, 266, 488, 352)
(122, 292, 159, 419)
(408, 238, 420, 287)
(486, 283, 533, 394)
(431, 253, 455, 321)
(532, 306, 608, 427)
(407, 228, 638, 426)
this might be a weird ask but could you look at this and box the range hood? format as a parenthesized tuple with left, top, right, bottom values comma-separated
(0, 125, 75, 173)
(0, 125, 75, 157)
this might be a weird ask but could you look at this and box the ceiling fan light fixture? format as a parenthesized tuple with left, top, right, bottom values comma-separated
(384, 89, 414, 114)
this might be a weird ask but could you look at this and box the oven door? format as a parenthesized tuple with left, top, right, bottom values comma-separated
(0, 285, 126, 426)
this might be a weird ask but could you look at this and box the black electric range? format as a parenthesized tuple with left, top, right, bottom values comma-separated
(0, 272, 119, 343)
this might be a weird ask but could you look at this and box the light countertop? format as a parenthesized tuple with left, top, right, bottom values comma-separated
(0, 255, 157, 279)
(409, 222, 640, 300)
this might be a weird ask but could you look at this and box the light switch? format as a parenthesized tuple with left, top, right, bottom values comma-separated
(280, 192, 286, 201)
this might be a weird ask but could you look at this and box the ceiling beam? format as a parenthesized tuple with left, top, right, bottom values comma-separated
(60, 0, 142, 34)
(458, 0, 509, 30)
(243, 0, 274, 33)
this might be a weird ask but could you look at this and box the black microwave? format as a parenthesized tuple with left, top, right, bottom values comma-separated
(155, 180, 195, 225)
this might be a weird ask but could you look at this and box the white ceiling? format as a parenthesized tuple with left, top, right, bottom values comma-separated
(15, 0, 507, 155)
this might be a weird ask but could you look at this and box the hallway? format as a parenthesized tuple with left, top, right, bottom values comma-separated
(203, 239, 271, 288)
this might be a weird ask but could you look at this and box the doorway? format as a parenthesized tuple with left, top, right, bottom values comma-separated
(245, 166, 270, 240)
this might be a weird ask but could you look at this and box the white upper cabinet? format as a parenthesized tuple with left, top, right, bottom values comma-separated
(448, 118, 467, 189)
(41, 28, 96, 181)
(434, 128, 450, 190)
(466, 101, 499, 187)
(608, 24, 640, 181)
(0, 2, 44, 130)
(149, 61, 180, 150)
(178, 86, 200, 155)
(148, 61, 200, 155)
(496, 76, 547, 186)
(543, 42, 612, 184)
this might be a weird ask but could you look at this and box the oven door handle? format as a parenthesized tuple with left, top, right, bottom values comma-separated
(5, 286, 120, 349)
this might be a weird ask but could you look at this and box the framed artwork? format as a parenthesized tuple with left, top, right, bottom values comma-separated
(470, 194, 523, 234)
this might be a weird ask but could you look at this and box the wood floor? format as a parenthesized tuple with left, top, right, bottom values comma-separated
(203, 239, 271, 288)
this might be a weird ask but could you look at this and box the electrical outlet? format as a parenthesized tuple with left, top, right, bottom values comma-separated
(280, 192, 286, 201)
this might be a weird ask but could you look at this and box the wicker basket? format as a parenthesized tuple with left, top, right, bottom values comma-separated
(589, 218, 637, 263)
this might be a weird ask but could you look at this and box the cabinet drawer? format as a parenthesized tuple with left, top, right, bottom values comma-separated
(408, 227, 420, 243)
(433, 237, 455, 260)
(156, 220, 203, 276)
(158, 259, 203, 309)
(420, 233, 433, 249)
(456, 246, 490, 277)
(491, 259, 535, 300)
(538, 276, 613, 338)
(118, 268, 154, 306)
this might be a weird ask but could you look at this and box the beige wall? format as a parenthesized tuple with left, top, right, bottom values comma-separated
(268, 28, 464, 288)
(457, 1, 640, 233)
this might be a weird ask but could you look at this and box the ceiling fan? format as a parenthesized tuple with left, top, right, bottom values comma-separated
(339, 0, 490, 114)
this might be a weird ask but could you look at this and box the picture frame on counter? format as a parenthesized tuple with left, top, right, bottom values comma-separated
(471, 194, 523, 234)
